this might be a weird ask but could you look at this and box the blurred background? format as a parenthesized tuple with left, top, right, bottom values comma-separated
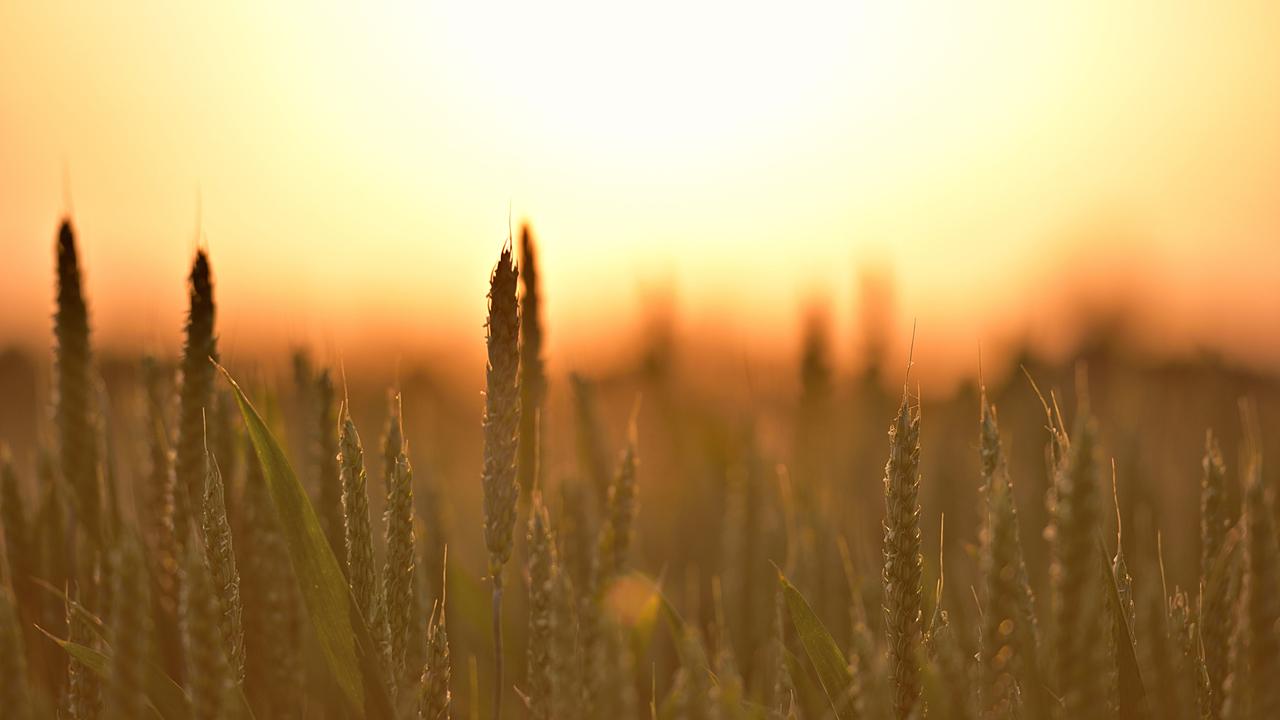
(2, 2, 1280, 716)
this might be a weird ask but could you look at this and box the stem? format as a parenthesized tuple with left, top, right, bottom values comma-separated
(492, 572, 504, 720)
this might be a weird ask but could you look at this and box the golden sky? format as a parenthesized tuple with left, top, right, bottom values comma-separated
(2, 2, 1279, 384)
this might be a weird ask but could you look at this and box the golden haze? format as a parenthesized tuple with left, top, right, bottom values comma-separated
(1, 1, 1279, 385)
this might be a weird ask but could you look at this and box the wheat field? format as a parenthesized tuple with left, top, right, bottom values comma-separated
(0, 218, 1278, 720)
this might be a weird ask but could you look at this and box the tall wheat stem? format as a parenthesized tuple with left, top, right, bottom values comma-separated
(482, 244, 520, 718)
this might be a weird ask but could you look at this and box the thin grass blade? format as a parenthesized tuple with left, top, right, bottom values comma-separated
(37, 625, 192, 720)
(777, 569, 856, 720)
(217, 363, 394, 718)
(1098, 538, 1149, 719)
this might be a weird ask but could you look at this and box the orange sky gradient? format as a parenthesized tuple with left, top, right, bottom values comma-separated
(2, 2, 1279, 388)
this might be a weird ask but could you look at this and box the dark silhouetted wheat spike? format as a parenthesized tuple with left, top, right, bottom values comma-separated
(518, 223, 546, 499)
(55, 219, 102, 543)
(175, 251, 217, 539)
(483, 243, 522, 574)
(482, 242, 520, 719)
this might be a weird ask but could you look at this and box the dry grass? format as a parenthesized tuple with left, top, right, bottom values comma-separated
(1, 218, 1279, 720)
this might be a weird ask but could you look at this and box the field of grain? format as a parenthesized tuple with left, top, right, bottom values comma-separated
(0, 217, 1277, 720)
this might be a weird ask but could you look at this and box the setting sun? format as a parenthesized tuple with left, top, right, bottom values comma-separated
(4, 2, 1280, 382)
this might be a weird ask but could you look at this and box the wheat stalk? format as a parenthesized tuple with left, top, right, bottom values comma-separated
(240, 444, 305, 716)
(570, 375, 611, 509)
(882, 385, 923, 720)
(0, 534, 33, 720)
(0, 447, 32, 613)
(316, 369, 344, 559)
(1241, 443, 1279, 719)
(769, 584, 798, 720)
(339, 403, 392, 685)
(482, 243, 520, 719)
(526, 493, 556, 720)
(599, 419, 639, 582)
(181, 540, 234, 720)
(142, 359, 179, 602)
(980, 441, 1022, 717)
(199, 437, 245, 684)
(1200, 430, 1231, 719)
(55, 219, 102, 544)
(1049, 409, 1110, 718)
(1160, 584, 1205, 720)
(518, 224, 546, 499)
(176, 251, 217, 540)
(382, 390, 404, 493)
(64, 584, 102, 720)
(416, 473, 449, 671)
(384, 444, 417, 684)
(143, 359, 189, 683)
(419, 551, 452, 720)
(1222, 556, 1246, 719)
(977, 391, 1045, 719)
(551, 561, 584, 720)
(104, 536, 151, 719)
(1110, 464, 1135, 634)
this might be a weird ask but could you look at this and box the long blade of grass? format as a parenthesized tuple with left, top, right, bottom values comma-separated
(32, 577, 104, 637)
(33, 579, 247, 718)
(217, 363, 394, 719)
(776, 569, 856, 720)
(1098, 538, 1149, 719)
(37, 625, 191, 720)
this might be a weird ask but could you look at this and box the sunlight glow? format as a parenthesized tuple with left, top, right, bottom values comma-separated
(2, 1, 1279, 384)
